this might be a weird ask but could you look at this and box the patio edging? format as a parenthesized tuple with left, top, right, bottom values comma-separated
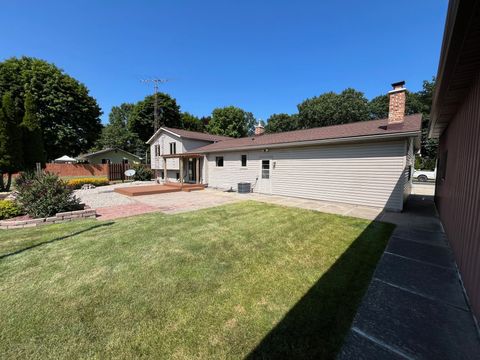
(0, 209, 97, 230)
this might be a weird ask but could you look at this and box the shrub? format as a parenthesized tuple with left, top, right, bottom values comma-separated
(0, 200, 23, 220)
(66, 177, 109, 189)
(415, 156, 437, 171)
(132, 164, 153, 181)
(15, 172, 82, 218)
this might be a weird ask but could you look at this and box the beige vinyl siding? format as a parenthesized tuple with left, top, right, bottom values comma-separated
(207, 152, 262, 190)
(150, 132, 181, 171)
(205, 139, 408, 211)
(150, 131, 212, 182)
(182, 138, 212, 152)
(150, 133, 210, 168)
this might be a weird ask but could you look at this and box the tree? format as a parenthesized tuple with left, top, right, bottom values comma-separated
(417, 78, 437, 159)
(181, 112, 205, 132)
(22, 91, 45, 169)
(0, 92, 23, 191)
(297, 88, 369, 128)
(368, 91, 424, 120)
(0, 57, 102, 160)
(128, 93, 181, 143)
(206, 106, 256, 138)
(265, 113, 299, 133)
(94, 103, 143, 155)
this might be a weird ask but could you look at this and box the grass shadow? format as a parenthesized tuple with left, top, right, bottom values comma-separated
(0, 222, 114, 260)
(245, 220, 394, 360)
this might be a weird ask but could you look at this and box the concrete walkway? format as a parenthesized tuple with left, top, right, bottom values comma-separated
(224, 190, 384, 220)
(75, 183, 385, 220)
(338, 195, 480, 359)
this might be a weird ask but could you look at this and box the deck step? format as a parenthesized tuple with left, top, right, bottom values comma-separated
(114, 184, 205, 196)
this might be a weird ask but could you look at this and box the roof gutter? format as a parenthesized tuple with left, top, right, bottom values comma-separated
(196, 130, 421, 154)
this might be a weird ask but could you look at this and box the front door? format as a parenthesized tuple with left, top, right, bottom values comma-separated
(187, 158, 197, 183)
(258, 159, 272, 194)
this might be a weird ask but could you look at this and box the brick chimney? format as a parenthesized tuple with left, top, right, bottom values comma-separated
(254, 122, 265, 136)
(388, 81, 406, 127)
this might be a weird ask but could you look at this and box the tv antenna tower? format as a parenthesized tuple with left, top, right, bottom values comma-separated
(141, 78, 170, 131)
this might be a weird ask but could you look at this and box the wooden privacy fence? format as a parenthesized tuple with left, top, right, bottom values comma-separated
(107, 163, 151, 181)
(45, 163, 108, 177)
(108, 163, 131, 181)
(45, 163, 151, 181)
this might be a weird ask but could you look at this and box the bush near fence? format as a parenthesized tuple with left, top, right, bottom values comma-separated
(66, 177, 109, 189)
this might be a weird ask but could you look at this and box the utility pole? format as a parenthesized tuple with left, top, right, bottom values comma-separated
(141, 78, 170, 131)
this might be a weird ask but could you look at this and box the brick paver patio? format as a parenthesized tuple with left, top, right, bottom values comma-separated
(95, 203, 160, 220)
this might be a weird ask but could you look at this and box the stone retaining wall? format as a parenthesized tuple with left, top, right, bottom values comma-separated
(0, 209, 97, 229)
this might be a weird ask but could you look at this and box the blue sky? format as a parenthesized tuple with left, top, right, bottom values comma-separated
(1, 1, 448, 124)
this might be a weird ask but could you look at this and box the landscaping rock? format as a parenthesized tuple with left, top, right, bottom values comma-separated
(5, 191, 18, 201)
(81, 184, 96, 190)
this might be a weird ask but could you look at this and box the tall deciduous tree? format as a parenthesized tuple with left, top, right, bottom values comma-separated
(0, 92, 23, 190)
(417, 78, 437, 160)
(206, 106, 256, 138)
(181, 112, 205, 132)
(128, 93, 181, 143)
(297, 88, 369, 128)
(265, 113, 299, 133)
(22, 91, 45, 169)
(368, 91, 423, 120)
(0, 57, 102, 160)
(95, 103, 143, 155)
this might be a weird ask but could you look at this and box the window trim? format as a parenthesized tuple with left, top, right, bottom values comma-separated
(261, 159, 270, 179)
(216, 156, 224, 167)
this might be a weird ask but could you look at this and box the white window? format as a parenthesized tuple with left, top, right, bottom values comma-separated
(216, 156, 224, 167)
(170, 142, 176, 154)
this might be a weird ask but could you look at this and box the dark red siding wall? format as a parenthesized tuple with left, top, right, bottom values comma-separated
(436, 72, 480, 318)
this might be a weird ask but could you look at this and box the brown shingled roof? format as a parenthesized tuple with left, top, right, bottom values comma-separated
(147, 127, 232, 144)
(162, 127, 232, 142)
(193, 114, 422, 153)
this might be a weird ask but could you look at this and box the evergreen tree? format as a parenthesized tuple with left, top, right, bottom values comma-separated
(22, 91, 45, 169)
(0, 92, 23, 190)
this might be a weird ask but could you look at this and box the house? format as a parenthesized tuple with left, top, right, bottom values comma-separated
(77, 148, 142, 165)
(146, 127, 231, 182)
(428, 0, 480, 319)
(149, 82, 422, 212)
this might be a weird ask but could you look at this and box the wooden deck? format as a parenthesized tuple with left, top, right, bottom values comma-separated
(114, 183, 205, 197)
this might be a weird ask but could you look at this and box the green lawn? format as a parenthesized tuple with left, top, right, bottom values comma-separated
(0, 201, 393, 359)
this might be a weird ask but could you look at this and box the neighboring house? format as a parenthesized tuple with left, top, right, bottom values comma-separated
(149, 83, 422, 211)
(428, 0, 480, 319)
(77, 148, 142, 165)
(146, 127, 231, 182)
